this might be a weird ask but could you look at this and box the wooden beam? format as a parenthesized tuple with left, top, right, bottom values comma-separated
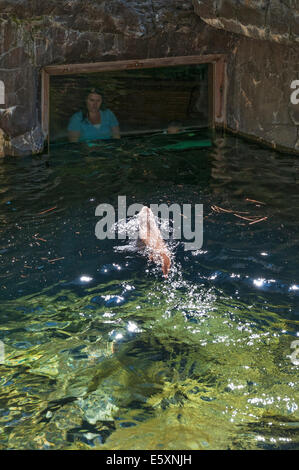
(43, 55, 226, 75)
(121, 124, 207, 136)
(214, 57, 227, 126)
(208, 62, 215, 128)
(41, 69, 50, 143)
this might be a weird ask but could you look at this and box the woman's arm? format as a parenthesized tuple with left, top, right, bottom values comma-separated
(111, 125, 121, 139)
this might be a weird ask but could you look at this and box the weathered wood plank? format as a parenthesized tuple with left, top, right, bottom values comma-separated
(208, 62, 214, 128)
(44, 55, 226, 75)
(41, 70, 50, 140)
(214, 57, 227, 125)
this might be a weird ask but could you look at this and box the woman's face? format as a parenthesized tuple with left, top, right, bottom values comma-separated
(86, 93, 102, 113)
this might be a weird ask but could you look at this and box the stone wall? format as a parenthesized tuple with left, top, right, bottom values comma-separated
(192, 0, 299, 45)
(192, 0, 299, 152)
(0, 0, 298, 156)
(224, 34, 299, 151)
(0, 0, 233, 156)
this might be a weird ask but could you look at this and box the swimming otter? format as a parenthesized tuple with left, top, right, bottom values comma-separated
(138, 206, 171, 277)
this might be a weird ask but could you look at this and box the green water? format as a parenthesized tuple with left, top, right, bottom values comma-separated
(0, 130, 298, 449)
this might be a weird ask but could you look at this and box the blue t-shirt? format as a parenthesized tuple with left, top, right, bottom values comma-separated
(67, 109, 119, 141)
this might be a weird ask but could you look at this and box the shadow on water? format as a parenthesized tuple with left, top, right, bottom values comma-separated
(0, 129, 298, 449)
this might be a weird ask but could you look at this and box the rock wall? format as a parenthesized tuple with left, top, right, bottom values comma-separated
(0, 0, 298, 156)
(0, 0, 232, 156)
(224, 35, 299, 151)
(192, 0, 299, 152)
(192, 0, 299, 45)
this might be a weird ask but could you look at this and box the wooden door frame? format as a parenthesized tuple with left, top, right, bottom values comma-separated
(41, 54, 227, 143)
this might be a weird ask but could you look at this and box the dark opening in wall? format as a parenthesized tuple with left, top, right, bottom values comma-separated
(49, 64, 209, 144)
(42, 55, 227, 149)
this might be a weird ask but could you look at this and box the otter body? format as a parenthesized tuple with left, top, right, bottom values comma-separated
(138, 206, 171, 277)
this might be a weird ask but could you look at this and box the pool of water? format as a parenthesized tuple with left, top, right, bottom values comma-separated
(0, 130, 298, 450)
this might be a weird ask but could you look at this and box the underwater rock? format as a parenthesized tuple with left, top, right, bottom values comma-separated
(77, 390, 119, 424)
(7, 125, 45, 156)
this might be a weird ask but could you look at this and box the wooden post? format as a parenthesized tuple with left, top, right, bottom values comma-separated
(43, 55, 226, 75)
(214, 57, 227, 127)
(208, 62, 215, 128)
(41, 69, 50, 152)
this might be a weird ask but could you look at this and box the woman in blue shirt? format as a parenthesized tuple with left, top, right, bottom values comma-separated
(67, 88, 120, 142)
